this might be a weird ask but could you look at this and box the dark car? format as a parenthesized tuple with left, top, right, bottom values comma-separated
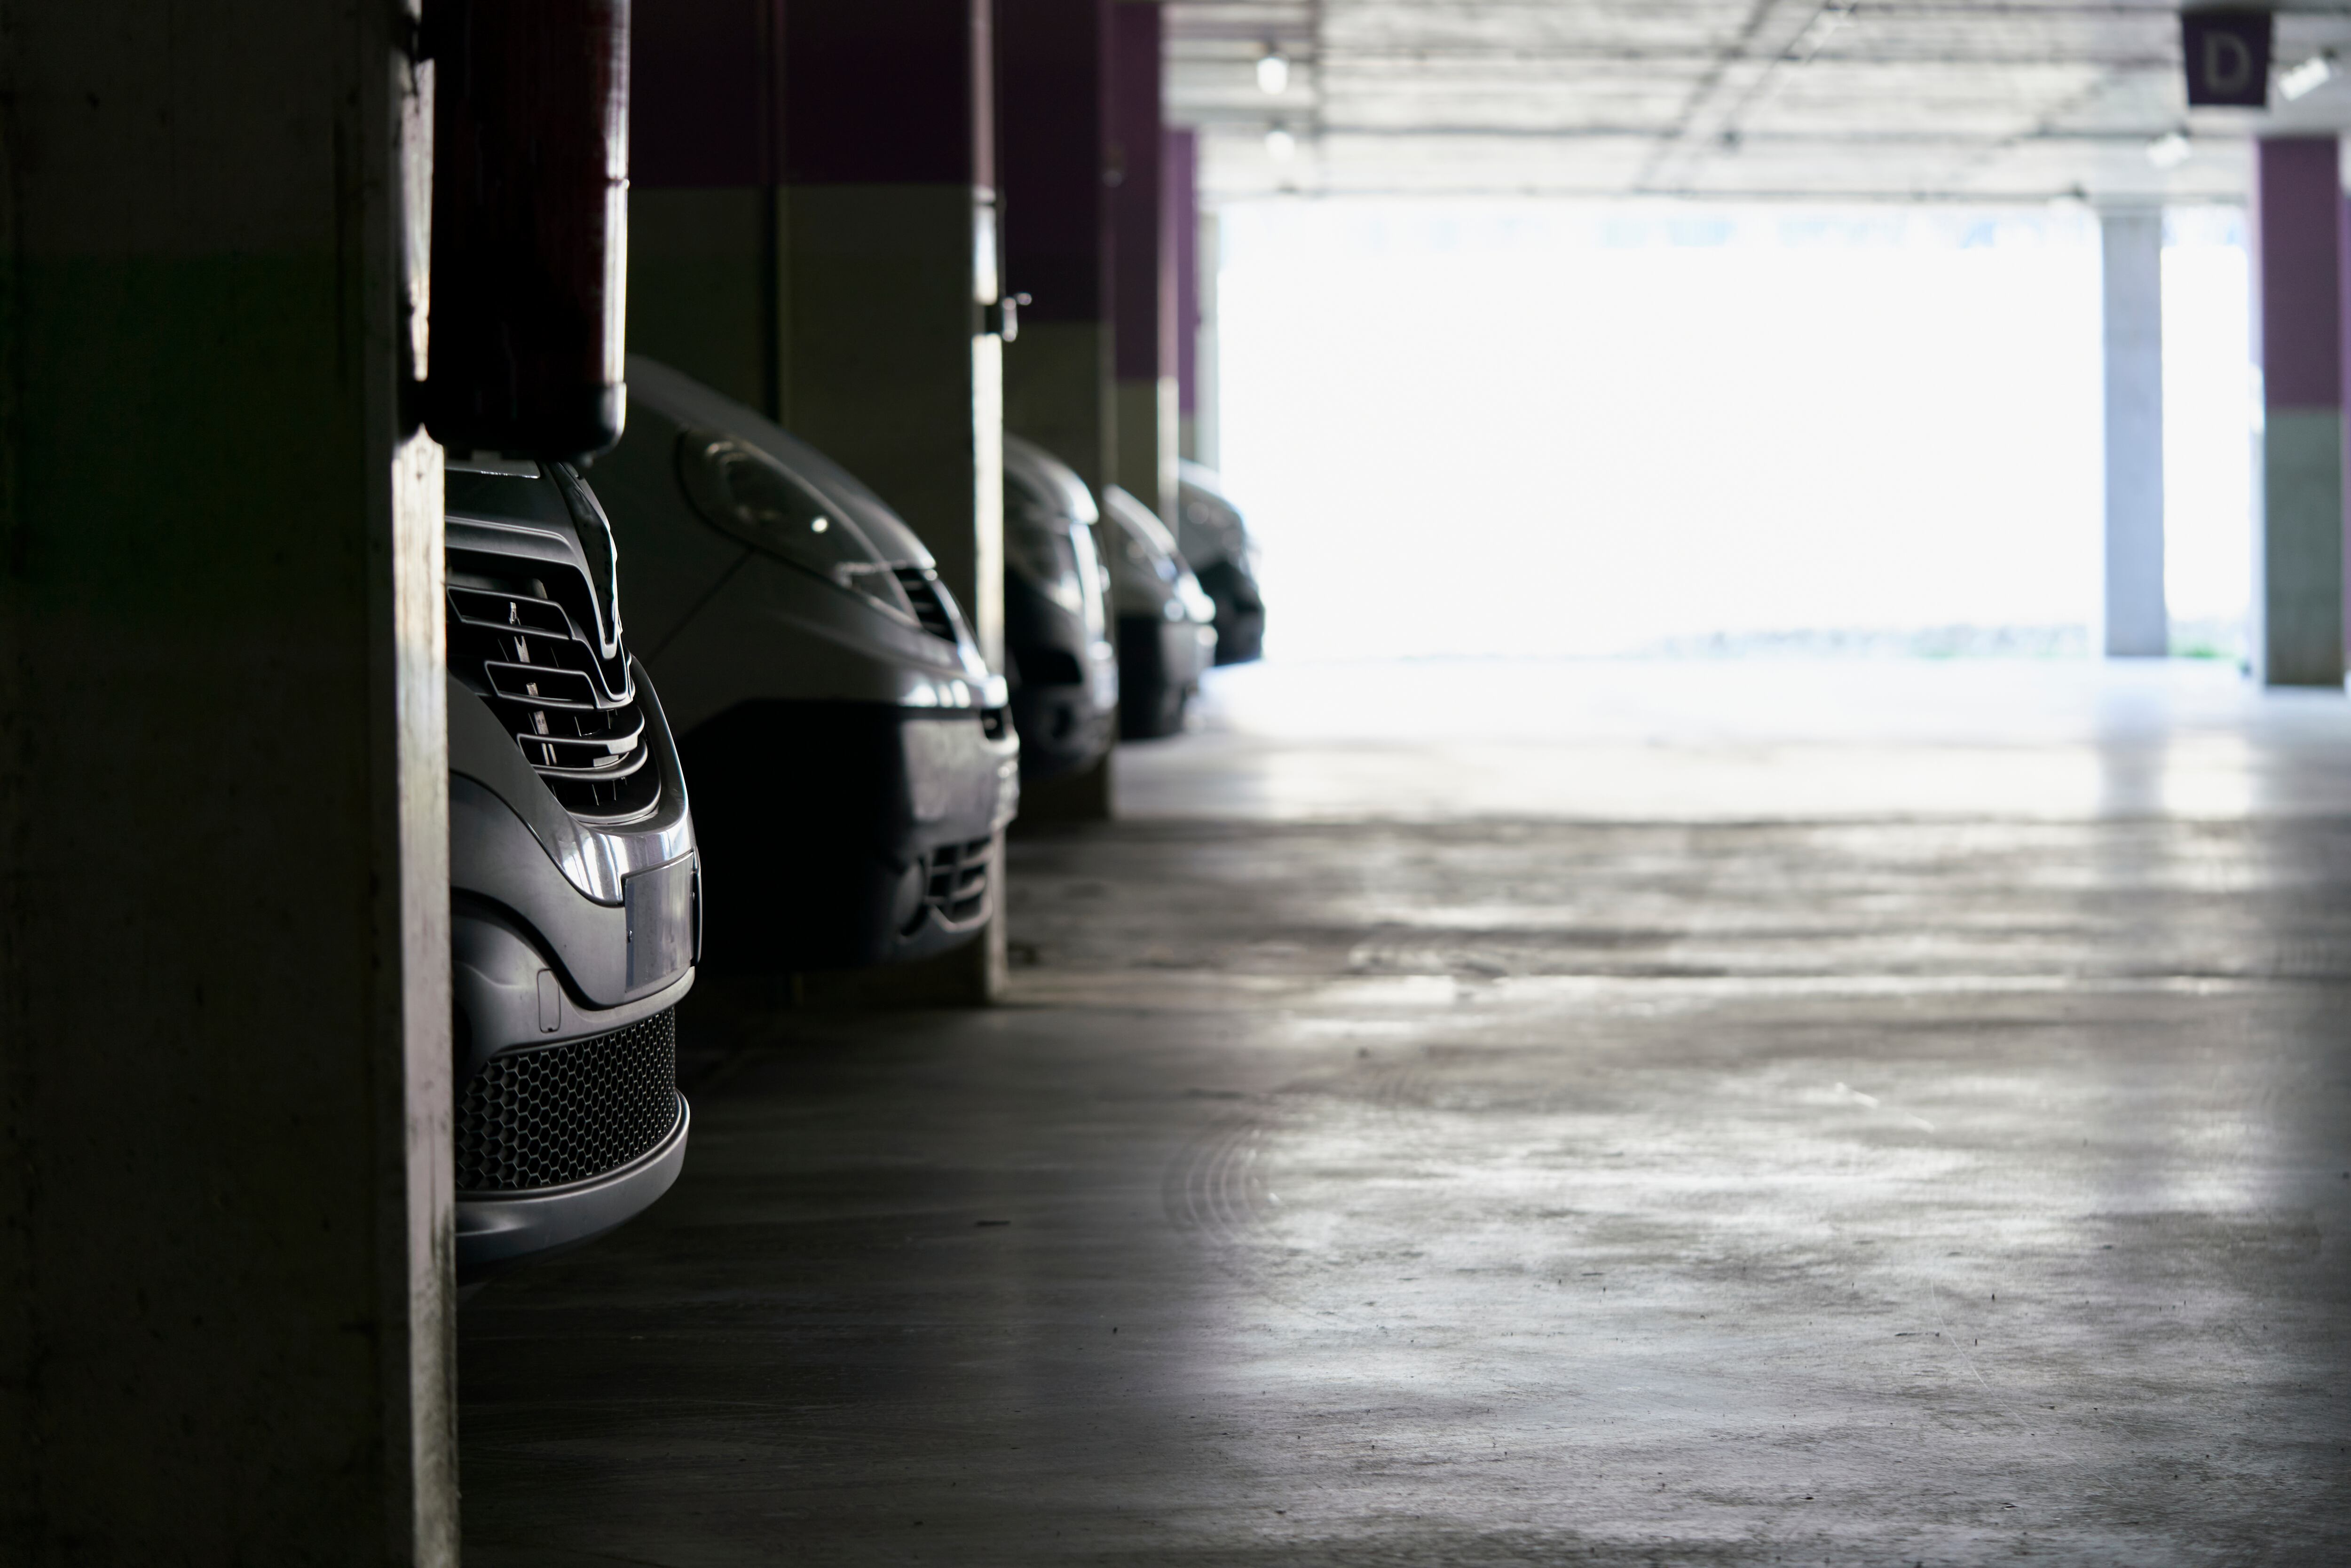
(446, 458, 698, 1284)
(1003, 435, 1119, 780)
(1176, 460, 1266, 665)
(1099, 484, 1218, 740)
(584, 356, 1019, 974)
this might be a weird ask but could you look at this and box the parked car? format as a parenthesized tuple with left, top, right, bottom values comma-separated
(1099, 485, 1217, 740)
(1002, 435, 1118, 780)
(446, 457, 698, 1284)
(1176, 460, 1266, 665)
(584, 356, 1018, 974)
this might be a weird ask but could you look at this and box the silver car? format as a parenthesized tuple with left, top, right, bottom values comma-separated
(1003, 435, 1119, 780)
(584, 357, 1019, 973)
(446, 458, 698, 1284)
(1099, 484, 1217, 740)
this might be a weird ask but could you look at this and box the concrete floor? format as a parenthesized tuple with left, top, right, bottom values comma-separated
(460, 660, 2351, 1566)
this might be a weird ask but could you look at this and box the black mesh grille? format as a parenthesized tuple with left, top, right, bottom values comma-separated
(456, 1009, 681, 1192)
(892, 567, 958, 641)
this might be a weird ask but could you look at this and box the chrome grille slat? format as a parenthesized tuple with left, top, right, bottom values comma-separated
(448, 543, 662, 820)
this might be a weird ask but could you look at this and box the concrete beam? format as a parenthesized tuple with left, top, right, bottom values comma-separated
(2099, 206, 2168, 658)
(2250, 137, 2348, 689)
(0, 1, 455, 1560)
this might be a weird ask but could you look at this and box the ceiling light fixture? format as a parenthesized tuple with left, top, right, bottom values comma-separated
(2280, 52, 2337, 101)
(1265, 126, 1297, 161)
(2146, 132, 2192, 170)
(1257, 48, 1290, 95)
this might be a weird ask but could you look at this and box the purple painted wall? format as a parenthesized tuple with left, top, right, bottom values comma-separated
(631, 0, 786, 188)
(783, 0, 994, 187)
(1168, 126, 1199, 419)
(2252, 137, 2348, 411)
(1109, 2, 1168, 384)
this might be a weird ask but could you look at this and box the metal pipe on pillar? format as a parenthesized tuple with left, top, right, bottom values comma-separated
(2249, 137, 2349, 689)
(2098, 205, 2168, 658)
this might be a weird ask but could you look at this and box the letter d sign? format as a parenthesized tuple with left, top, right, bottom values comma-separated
(2183, 12, 2274, 107)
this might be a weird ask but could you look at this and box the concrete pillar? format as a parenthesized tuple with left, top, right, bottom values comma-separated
(629, 0, 787, 415)
(1001, 0, 1119, 822)
(1171, 127, 1205, 463)
(1194, 207, 1224, 472)
(2100, 206, 2169, 657)
(1111, 0, 1177, 527)
(780, 0, 1009, 999)
(1001, 0, 1117, 493)
(0, 2, 455, 1562)
(2250, 137, 2350, 688)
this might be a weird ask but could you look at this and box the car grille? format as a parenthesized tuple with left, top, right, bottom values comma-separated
(892, 567, 958, 641)
(447, 565, 662, 820)
(925, 836, 992, 927)
(455, 1009, 681, 1192)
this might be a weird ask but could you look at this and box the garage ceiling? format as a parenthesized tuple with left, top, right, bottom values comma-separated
(1168, 0, 2351, 202)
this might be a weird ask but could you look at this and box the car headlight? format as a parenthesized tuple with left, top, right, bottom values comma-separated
(1005, 511, 1086, 614)
(676, 430, 921, 622)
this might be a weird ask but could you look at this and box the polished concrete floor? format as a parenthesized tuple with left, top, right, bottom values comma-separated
(461, 660, 2351, 1566)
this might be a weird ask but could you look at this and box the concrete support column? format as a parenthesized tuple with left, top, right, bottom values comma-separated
(1195, 207, 1223, 473)
(1171, 127, 1204, 463)
(2100, 206, 2169, 657)
(629, 0, 787, 415)
(2250, 137, 2350, 688)
(1002, 0, 1119, 821)
(781, 0, 1008, 998)
(0, 2, 455, 1561)
(1001, 0, 1116, 492)
(1111, 0, 1177, 526)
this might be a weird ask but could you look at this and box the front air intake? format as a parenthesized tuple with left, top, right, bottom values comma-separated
(456, 1009, 682, 1192)
(892, 567, 958, 641)
(924, 836, 993, 927)
(447, 566, 662, 820)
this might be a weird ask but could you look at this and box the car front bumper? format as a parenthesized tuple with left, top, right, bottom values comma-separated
(456, 1095, 689, 1283)
(684, 700, 1022, 972)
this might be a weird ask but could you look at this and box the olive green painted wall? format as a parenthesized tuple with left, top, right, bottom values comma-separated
(630, 187, 778, 417)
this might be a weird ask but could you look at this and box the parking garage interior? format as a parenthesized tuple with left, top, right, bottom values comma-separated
(7, 4, 2351, 1566)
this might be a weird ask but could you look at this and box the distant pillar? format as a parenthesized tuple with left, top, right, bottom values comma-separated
(1110, 0, 1176, 524)
(1195, 205, 1223, 472)
(628, 0, 786, 415)
(780, 0, 1009, 997)
(2100, 206, 2168, 657)
(1001, 0, 1115, 492)
(2250, 137, 2348, 688)
(1002, 0, 1118, 822)
(1171, 126, 1203, 463)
